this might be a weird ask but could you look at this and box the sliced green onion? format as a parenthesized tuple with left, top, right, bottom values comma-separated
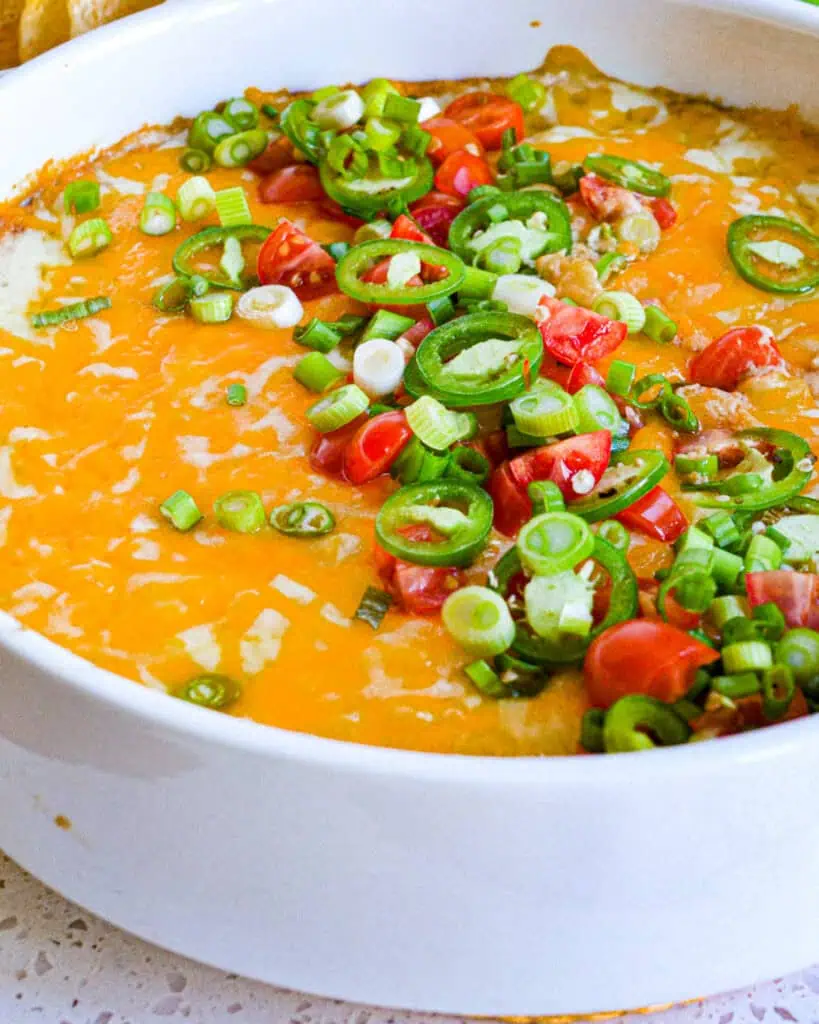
(510, 379, 578, 436)
(629, 373, 672, 410)
(190, 291, 233, 324)
(580, 708, 606, 753)
(764, 525, 791, 554)
(464, 659, 508, 699)
(446, 446, 490, 486)
(180, 148, 212, 174)
(701, 511, 742, 551)
(30, 295, 111, 328)
(403, 125, 432, 158)
(223, 97, 260, 131)
(744, 533, 783, 573)
(593, 291, 646, 334)
(226, 383, 247, 406)
(63, 180, 100, 215)
(597, 519, 630, 551)
(405, 395, 475, 451)
(524, 570, 595, 639)
(468, 185, 503, 205)
(139, 191, 176, 236)
(505, 73, 547, 112)
(573, 384, 624, 435)
(675, 453, 719, 477)
(677, 525, 714, 553)
(660, 393, 698, 433)
(616, 210, 661, 252)
(213, 129, 269, 168)
(643, 304, 678, 344)
(354, 585, 393, 630)
(722, 616, 762, 646)
(481, 237, 522, 276)
(761, 664, 796, 721)
(711, 595, 747, 629)
(331, 314, 368, 337)
(595, 252, 628, 285)
(427, 295, 456, 327)
(160, 489, 202, 531)
(722, 640, 773, 674)
(712, 672, 760, 700)
(604, 694, 690, 752)
(313, 89, 365, 131)
(270, 501, 336, 537)
(188, 111, 236, 153)
(312, 85, 340, 103)
(363, 117, 402, 152)
(528, 480, 566, 515)
(712, 548, 744, 591)
(362, 78, 400, 118)
(752, 602, 787, 643)
(323, 241, 352, 262)
(294, 318, 343, 352)
(442, 586, 515, 658)
(153, 277, 197, 313)
(390, 437, 450, 485)
(67, 217, 113, 258)
(306, 383, 369, 432)
(215, 187, 252, 227)
(177, 176, 217, 222)
(219, 235, 245, 286)
(262, 104, 279, 120)
(214, 490, 267, 533)
(517, 512, 594, 576)
(382, 93, 421, 124)
(354, 219, 393, 244)
(175, 674, 240, 710)
(361, 309, 415, 343)
(775, 628, 819, 685)
(459, 265, 498, 300)
(294, 351, 344, 393)
(721, 472, 763, 496)
(606, 360, 637, 397)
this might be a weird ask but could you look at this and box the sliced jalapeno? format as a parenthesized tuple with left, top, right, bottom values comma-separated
(270, 501, 336, 537)
(568, 449, 670, 523)
(583, 154, 671, 198)
(447, 190, 573, 265)
(489, 536, 638, 666)
(412, 312, 543, 408)
(279, 98, 324, 163)
(320, 156, 434, 220)
(335, 239, 465, 304)
(727, 215, 819, 294)
(603, 694, 690, 753)
(375, 480, 493, 567)
(173, 225, 271, 291)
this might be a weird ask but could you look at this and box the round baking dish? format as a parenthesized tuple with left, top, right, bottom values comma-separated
(1, 0, 818, 1014)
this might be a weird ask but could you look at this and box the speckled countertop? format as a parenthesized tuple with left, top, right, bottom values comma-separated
(1, 854, 818, 1024)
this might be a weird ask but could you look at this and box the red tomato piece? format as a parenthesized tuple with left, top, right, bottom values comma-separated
(398, 315, 435, 348)
(258, 164, 325, 204)
(434, 151, 494, 198)
(390, 215, 448, 281)
(566, 360, 606, 395)
(421, 116, 484, 165)
(650, 197, 678, 230)
(410, 192, 464, 247)
(616, 486, 687, 543)
(248, 136, 294, 175)
(638, 580, 701, 631)
(343, 410, 413, 485)
(489, 462, 532, 538)
(579, 173, 645, 222)
(509, 430, 612, 502)
(257, 219, 338, 300)
(585, 620, 720, 708)
(309, 415, 368, 477)
(538, 297, 628, 366)
(688, 326, 782, 391)
(444, 91, 525, 150)
(746, 572, 819, 630)
(393, 562, 463, 615)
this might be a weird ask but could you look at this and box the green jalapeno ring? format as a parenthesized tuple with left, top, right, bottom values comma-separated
(335, 239, 465, 304)
(603, 694, 691, 754)
(489, 536, 638, 666)
(568, 450, 670, 523)
(413, 311, 543, 408)
(320, 156, 434, 220)
(686, 428, 815, 512)
(279, 98, 324, 164)
(175, 674, 241, 710)
(583, 154, 672, 198)
(173, 225, 272, 291)
(447, 189, 573, 265)
(375, 480, 493, 568)
(727, 215, 819, 295)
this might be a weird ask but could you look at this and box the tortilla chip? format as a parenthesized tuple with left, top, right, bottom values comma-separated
(68, 0, 161, 36)
(0, 0, 26, 67)
(18, 0, 70, 61)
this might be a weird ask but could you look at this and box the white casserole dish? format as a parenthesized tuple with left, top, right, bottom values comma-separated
(1, 0, 819, 1014)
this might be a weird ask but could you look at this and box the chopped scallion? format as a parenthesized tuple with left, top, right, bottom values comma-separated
(160, 490, 202, 531)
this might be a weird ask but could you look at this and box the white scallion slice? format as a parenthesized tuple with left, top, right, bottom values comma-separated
(237, 285, 303, 329)
(353, 338, 406, 397)
(442, 586, 515, 658)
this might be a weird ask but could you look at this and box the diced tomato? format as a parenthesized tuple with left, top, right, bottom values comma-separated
(650, 197, 678, 230)
(360, 259, 427, 318)
(688, 326, 782, 391)
(566, 360, 606, 395)
(309, 415, 367, 477)
(258, 164, 325, 204)
(248, 136, 294, 176)
(746, 572, 819, 630)
(317, 199, 365, 229)
(393, 562, 463, 615)
(483, 430, 510, 469)
(585, 620, 720, 708)
(508, 430, 612, 502)
(398, 315, 435, 348)
(638, 579, 702, 630)
(343, 410, 412, 485)
(444, 92, 525, 150)
(410, 192, 464, 247)
(421, 117, 484, 166)
(434, 151, 494, 199)
(390, 215, 448, 281)
(257, 219, 338, 300)
(578, 173, 645, 221)
(616, 486, 687, 543)
(538, 297, 627, 366)
(489, 462, 532, 538)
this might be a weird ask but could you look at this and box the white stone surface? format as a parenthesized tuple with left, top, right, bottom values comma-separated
(1, 853, 818, 1024)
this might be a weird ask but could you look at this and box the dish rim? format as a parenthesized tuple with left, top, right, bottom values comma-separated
(1, 0, 818, 782)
